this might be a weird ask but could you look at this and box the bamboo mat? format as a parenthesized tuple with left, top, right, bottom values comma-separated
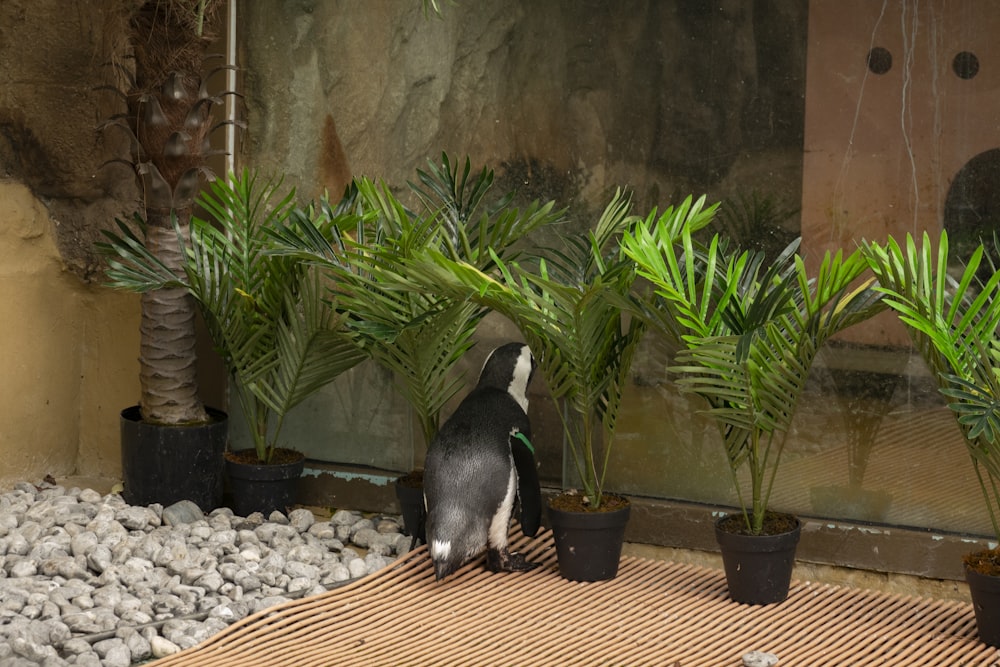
(153, 527, 1000, 667)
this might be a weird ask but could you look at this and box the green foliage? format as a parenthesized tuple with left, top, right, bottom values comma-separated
(862, 231, 1000, 540)
(270, 154, 561, 448)
(99, 169, 369, 463)
(710, 189, 799, 263)
(398, 188, 647, 509)
(623, 198, 884, 534)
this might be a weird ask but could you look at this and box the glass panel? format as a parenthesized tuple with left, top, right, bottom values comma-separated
(240, 0, 999, 538)
(228, 362, 414, 471)
(608, 340, 992, 536)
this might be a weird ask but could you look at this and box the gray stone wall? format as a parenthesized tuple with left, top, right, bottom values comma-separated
(240, 0, 807, 211)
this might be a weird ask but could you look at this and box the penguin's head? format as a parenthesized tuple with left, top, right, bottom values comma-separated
(477, 342, 535, 413)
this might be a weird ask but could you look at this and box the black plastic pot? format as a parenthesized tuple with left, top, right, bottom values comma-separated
(715, 513, 801, 605)
(225, 449, 305, 517)
(120, 405, 227, 511)
(547, 496, 631, 582)
(966, 564, 1000, 648)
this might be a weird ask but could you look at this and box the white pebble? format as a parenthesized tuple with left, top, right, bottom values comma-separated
(330, 509, 359, 526)
(743, 651, 780, 667)
(351, 527, 380, 548)
(150, 635, 181, 658)
(289, 508, 315, 532)
(346, 557, 368, 579)
(307, 522, 336, 540)
(327, 563, 351, 582)
(9, 559, 37, 577)
(0, 482, 410, 662)
(79, 488, 103, 504)
(124, 631, 152, 662)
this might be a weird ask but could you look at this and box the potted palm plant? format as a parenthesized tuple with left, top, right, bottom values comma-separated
(621, 195, 884, 604)
(100, 170, 369, 516)
(98, 0, 233, 510)
(397, 188, 647, 581)
(862, 230, 1000, 647)
(271, 154, 560, 539)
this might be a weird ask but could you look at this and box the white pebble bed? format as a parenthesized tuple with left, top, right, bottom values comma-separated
(0, 480, 413, 666)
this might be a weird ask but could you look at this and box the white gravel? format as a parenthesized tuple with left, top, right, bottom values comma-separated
(0, 480, 413, 666)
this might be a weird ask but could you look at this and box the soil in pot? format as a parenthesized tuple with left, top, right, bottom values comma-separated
(394, 469, 426, 545)
(964, 548, 1000, 648)
(715, 511, 801, 605)
(224, 448, 305, 517)
(120, 405, 228, 511)
(547, 492, 631, 582)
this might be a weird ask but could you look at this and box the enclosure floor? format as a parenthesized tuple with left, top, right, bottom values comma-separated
(154, 527, 999, 667)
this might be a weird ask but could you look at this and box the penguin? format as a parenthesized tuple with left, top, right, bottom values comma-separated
(423, 342, 542, 581)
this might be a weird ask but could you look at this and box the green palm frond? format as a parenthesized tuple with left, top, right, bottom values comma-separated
(625, 196, 883, 533)
(621, 196, 725, 342)
(100, 169, 368, 463)
(411, 152, 509, 230)
(401, 188, 646, 508)
(270, 154, 562, 448)
(862, 230, 1000, 539)
(368, 298, 482, 446)
(411, 153, 560, 270)
(940, 373, 1000, 452)
(244, 269, 366, 417)
(98, 214, 186, 291)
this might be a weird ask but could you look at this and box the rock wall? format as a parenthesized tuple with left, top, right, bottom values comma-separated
(240, 0, 807, 213)
(0, 0, 141, 281)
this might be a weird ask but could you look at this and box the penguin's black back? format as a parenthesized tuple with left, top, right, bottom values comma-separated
(423, 343, 538, 579)
(424, 384, 530, 510)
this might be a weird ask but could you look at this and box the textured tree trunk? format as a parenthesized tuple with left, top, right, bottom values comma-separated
(139, 213, 207, 424)
(124, 0, 224, 424)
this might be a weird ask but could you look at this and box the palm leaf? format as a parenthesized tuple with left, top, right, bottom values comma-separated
(246, 270, 366, 415)
(269, 154, 561, 447)
(401, 188, 646, 508)
(940, 373, 1000, 448)
(627, 194, 883, 532)
(862, 230, 1000, 539)
(97, 213, 187, 291)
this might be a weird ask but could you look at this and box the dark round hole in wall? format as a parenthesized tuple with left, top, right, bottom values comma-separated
(944, 148, 1000, 273)
(866, 47, 892, 75)
(952, 51, 980, 79)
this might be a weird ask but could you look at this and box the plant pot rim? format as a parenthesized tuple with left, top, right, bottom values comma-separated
(224, 448, 305, 466)
(714, 513, 802, 554)
(715, 511, 800, 537)
(395, 469, 424, 487)
(547, 491, 631, 513)
(964, 547, 1000, 578)
(121, 404, 228, 425)
(965, 563, 1000, 581)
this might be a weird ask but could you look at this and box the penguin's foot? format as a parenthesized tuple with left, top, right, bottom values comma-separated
(486, 547, 539, 573)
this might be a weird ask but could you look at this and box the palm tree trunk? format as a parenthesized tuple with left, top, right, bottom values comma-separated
(138, 213, 207, 424)
(123, 0, 224, 424)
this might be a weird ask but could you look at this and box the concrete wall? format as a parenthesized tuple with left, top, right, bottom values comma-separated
(0, 1, 224, 488)
(0, 181, 139, 488)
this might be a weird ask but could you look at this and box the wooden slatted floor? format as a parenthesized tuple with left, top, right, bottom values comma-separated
(154, 527, 1000, 666)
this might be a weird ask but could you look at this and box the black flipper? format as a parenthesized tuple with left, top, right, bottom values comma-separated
(511, 430, 541, 537)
